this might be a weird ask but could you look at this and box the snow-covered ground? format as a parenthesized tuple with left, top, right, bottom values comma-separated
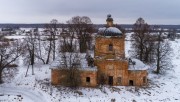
(5, 35, 27, 39)
(0, 34, 180, 102)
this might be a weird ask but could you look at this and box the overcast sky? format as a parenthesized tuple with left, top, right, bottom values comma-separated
(0, 0, 180, 24)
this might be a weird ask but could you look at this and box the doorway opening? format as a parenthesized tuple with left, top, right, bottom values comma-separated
(108, 76, 113, 85)
(129, 80, 134, 86)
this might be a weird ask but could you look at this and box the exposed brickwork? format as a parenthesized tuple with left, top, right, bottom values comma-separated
(95, 36, 125, 58)
(80, 71, 97, 87)
(51, 28, 148, 87)
(95, 60, 129, 85)
(51, 69, 61, 85)
(128, 70, 148, 86)
(94, 35, 148, 86)
(51, 69, 97, 87)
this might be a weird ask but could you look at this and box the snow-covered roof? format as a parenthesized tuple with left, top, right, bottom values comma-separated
(98, 27, 122, 36)
(98, 27, 106, 33)
(50, 53, 97, 71)
(128, 58, 148, 70)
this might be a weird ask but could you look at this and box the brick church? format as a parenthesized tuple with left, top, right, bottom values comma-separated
(50, 15, 148, 87)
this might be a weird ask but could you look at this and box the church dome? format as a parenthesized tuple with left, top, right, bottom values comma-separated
(98, 27, 122, 36)
(98, 15, 123, 36)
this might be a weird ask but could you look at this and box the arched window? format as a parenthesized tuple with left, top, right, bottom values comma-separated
(109, 44, 113, 51)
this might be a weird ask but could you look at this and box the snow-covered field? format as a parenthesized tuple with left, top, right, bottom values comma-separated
(1, 34, 180, 102)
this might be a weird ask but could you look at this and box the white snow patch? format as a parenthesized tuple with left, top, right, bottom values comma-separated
(128, 58, 148, 70)
(1, 35, 180, 102)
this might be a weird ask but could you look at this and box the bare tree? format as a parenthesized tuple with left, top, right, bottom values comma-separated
(44, 24, 54, 64)
(34, 28, 51, 64)
(132, 20, 172, 73)
(34, 29, 46, 64)
(59, 31, 81, 88)
(23, 31, 37, 76)
(43, 20, 59, 63)
(61, 52, 81, 88)
(168, 29, 177, 40)
(67, 16, 94, 53)
(131, 17, 153, 63)
(50, 19, 58, 60)
(155, 30, 172, 74)
(60, 28, 76, 52)
(143, 33, 155, 63)
(0, 37, 22, 83)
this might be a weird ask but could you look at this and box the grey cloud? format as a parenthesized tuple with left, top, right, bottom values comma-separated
(0, 0, 180, 24)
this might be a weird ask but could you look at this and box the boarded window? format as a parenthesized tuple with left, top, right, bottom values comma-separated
(117, 77, 121, 85)
(86, 77, 90, 83)
(109, 44, 113, 51)
(143, 77, 146, 83)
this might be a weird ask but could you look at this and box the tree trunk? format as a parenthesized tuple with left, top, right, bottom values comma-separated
(156, 44, 160, 74)
(140, 44, 143, 61)
(46, 38, 52, 64)
(53, 34, 56, 60)
(0, 69, 3, 84)
(79, 37, 87, 53)
(32, 65, 34, 75)
(156, 33, 161, 74)
(38, 35, 45, 64)
(144, 48, 150, 63)
(139, 38, 144, 61)
(156, 58, 160, 74)
(25, 64, 30, 77)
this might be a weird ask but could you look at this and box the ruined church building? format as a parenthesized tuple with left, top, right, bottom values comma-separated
(50, 15, 148, 87)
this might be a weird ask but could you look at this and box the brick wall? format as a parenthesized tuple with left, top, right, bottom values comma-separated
(51, 69, 61, 85)
(51, 69, 97, 87)
(128, 70, 148, 86)
(95, 36, 125, 57)
(95, 59, 148, 86)
(95, 60, 129, 86)
(80, 70, 97, 87)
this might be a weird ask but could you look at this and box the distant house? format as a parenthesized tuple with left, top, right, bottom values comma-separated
(167, 29, 177, 40)
(50, 15, 148, 87)
(0, 28, 15, 35)
(176, 33, 180, 39)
